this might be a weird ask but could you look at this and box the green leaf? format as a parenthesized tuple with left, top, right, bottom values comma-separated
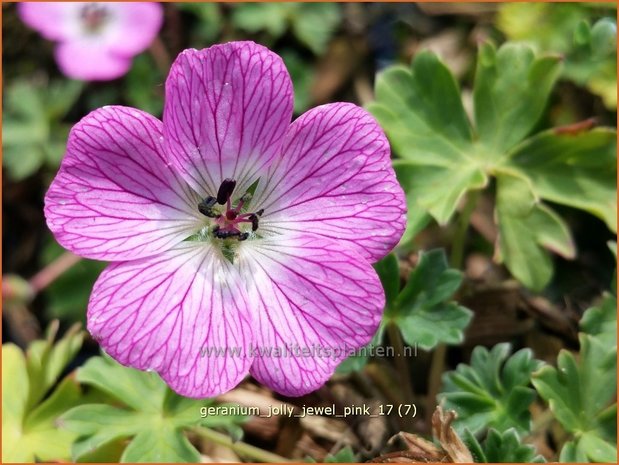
(387, 249, 472, 350)
(391, 163, 436, 243)
(590, 18, 617, 59)
(374, 253, 400, 311)
(26, 322, 84, 409)
(337, 250, 470, 372)
(63, 355, 247, 462)
(75, 355, 167, 412)
(231, 3, 288, 37)
(440, 343, 543, 436)
(495, 172, 575, 291)
(291, 3, 341, 54)
(125, 54, 164, 116)
(368, 52, 486, 224)
(280, 49, 315, 114)
(44, 80, 83, 120)
(231, 3, 340, 55)
(324, 446, 358, 462)
(532, 334, 617, 462)
(335, 326, 384, 375)
(2, 325, 85, 462)
(474, 42, 561, 153)
(507, 128, 617, 232)
(1, 143, 46, 180)
(4, 81, 46, 120)
(2, 345, 30, 451)
(497, 3, 617, 108)
(176, 2, 222, 42)
(369, 41, 614, 290)
(2, 80, 80, 179)
(497, 3, 588, 54)
(580, 293, 617, 347)
(464, 428, 545, 463)
(121, 427, 201, 463)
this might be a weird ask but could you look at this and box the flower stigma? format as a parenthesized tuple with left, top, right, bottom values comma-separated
(198, 178, 264, 244)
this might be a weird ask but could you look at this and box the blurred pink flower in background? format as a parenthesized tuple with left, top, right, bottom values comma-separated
(18, 2, 163, 80)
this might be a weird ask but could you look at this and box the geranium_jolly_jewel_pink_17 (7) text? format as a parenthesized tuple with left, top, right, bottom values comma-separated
(44, 41, 407, 398)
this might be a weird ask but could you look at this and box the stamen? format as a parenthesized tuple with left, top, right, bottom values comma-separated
(248, 214, 259, 231)
(216, 178, 237, 205)
(234, 193, 252, 213)
(198, 196, 220, 218)
(199, 179, 264, 242)
(212, 226, 242, 239)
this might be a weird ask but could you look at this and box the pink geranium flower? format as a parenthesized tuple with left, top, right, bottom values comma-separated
(45, 42, 406, 397)
(18, 2, 163, 80)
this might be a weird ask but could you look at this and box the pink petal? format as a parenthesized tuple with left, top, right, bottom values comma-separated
(88, 242, 254, 398)
(163, 42, 294, 198)
(17, 2, 80, 41)
(55, 41, 132, 81)
(104, 2, 163, 57)
(238, 233, 384, 396)
(45, 106, 203, 261)
(252, 103, 407, 263)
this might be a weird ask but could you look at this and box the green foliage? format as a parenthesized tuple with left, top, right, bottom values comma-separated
(280, 49, 315, 114)
(337, 250, 471, 373)
(231, 3, 341, 54)
(177, 2, 223, 43)
(324, 446, 357, 462)
(532, 306, 617, 463)
(580, 293, 617, 347)
(369, 42, 617, 290)
(43, 238, 106, 323)
(61, 355, 247, 463)
(125, 54, 165, 116)
(382, 250, 473, 350)
(533, 336, 617, 462)
(306, 446, 357, 463)
(464, 428, 545, 463)
(498, 3, 617, 108)
(494, 172, 575, 291)
(507, 128, 617, 232)
(2, 323, 85, 462)
(439, 343, 543, 436)
(2, 80, 82, 180)
(335, 326, 383, 375)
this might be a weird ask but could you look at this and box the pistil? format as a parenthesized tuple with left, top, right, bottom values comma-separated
(198, 179, 264, 241)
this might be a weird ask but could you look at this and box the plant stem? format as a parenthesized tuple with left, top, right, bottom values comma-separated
(387, 323, 415, 407)
(427, 191, 480, 424)
(195, 427, 291, 463)
(149, 36, 172, 74)
(450, 189, 481, 269)
(29, 252, 81, 294)
(425, 343, 447, 425)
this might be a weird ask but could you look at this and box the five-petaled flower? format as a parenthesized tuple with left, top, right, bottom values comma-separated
(45, 41, 406, 397)
(18, 2, 163, 80)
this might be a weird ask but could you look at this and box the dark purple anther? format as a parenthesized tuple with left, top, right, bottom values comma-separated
(216, 178, 237, 205)
(249, 214, 259, 231)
